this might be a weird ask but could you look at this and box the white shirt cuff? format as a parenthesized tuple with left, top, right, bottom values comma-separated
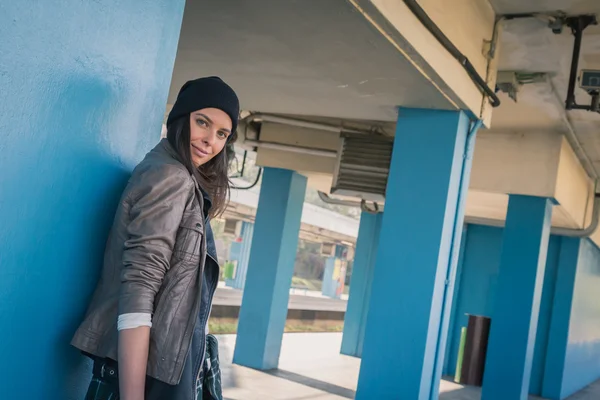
(117, 313, 152, 331)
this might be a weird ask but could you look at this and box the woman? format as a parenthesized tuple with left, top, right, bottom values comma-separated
(71, 76, 240, 400)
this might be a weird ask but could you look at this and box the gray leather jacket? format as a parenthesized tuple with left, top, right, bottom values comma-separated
(72, 139, 213, 385)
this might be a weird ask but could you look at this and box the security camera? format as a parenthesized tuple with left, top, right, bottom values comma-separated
(579, 70, 600, 112)
(580, 70, 600, 91)
(547, 15, 567, 34)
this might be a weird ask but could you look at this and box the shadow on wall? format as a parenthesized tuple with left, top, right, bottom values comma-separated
(0, 72, 145, 398)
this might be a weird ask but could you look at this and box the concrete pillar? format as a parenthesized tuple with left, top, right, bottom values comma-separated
(482, 195, 553, 400)
(0, 1, 185, 398)
(356, 109, 477, 399)
(542, 237, 580, 400)
(233, 167, 307, 370)
(341, 212, 383, 358)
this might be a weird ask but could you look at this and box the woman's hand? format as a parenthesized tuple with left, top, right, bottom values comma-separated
(118, 326, 151, 400)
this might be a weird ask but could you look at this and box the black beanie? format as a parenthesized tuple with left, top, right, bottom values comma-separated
(167, 76, 240, 134)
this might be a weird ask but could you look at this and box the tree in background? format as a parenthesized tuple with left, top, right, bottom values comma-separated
(294, 241, 326, 281)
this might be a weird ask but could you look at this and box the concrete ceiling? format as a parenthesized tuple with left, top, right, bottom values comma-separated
(169, 0, 456, 123)
(490, 0, 599, 15)
(167, 0, 600, 234)
(170, 0, 600, 179)
(488, 0, 600, 177)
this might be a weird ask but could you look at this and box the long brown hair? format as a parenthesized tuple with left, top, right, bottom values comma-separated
(166, 115, 237, 218)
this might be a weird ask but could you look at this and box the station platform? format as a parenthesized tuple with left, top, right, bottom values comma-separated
(213, 286, 347, 312)
(217, 333, 600, 400)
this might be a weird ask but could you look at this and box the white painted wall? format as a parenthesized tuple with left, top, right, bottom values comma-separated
(470, 130, 563, 197)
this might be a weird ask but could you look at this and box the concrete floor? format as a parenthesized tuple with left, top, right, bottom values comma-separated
(217, 332, 599, 400)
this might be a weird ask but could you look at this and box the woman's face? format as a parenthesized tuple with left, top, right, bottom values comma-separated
(189, 108, 233, 167)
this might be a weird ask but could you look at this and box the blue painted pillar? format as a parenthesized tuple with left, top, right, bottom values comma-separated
(542, 237, 580, 400)
(233, 168, 307, 369)
(356, 109, 477, 399)
(482, 195, 553, 400)
(226, 221, 254, 290)
(341, 212, 383, 358)
(235, 222, 254, 290)
(321, 257, 338, 298)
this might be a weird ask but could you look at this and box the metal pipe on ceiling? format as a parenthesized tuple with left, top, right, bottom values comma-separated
(317, 191, 380, 214)
(402, 0, 501, 108)
(243, 139, 338, 158)
(238, 113, 378, 159)
(242, 113, 372, 135)
(318, 191, 357, 207)
(552, 196, 600, 238)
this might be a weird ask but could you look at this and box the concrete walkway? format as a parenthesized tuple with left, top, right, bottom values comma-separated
(217, 332, 599, 400)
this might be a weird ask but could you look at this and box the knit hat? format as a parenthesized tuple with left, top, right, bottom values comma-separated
(167, 76, 240, 134)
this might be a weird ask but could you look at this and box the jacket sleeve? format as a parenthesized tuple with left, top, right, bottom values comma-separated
(119, 165, 193, 316)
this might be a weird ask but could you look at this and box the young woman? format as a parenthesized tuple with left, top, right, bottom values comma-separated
(71, 76, 240, 400)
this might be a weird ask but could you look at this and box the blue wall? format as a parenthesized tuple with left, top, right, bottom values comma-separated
(0, 1, 184, 398)
(561, 239, 600, 398)
(445, 225, 561, 395)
